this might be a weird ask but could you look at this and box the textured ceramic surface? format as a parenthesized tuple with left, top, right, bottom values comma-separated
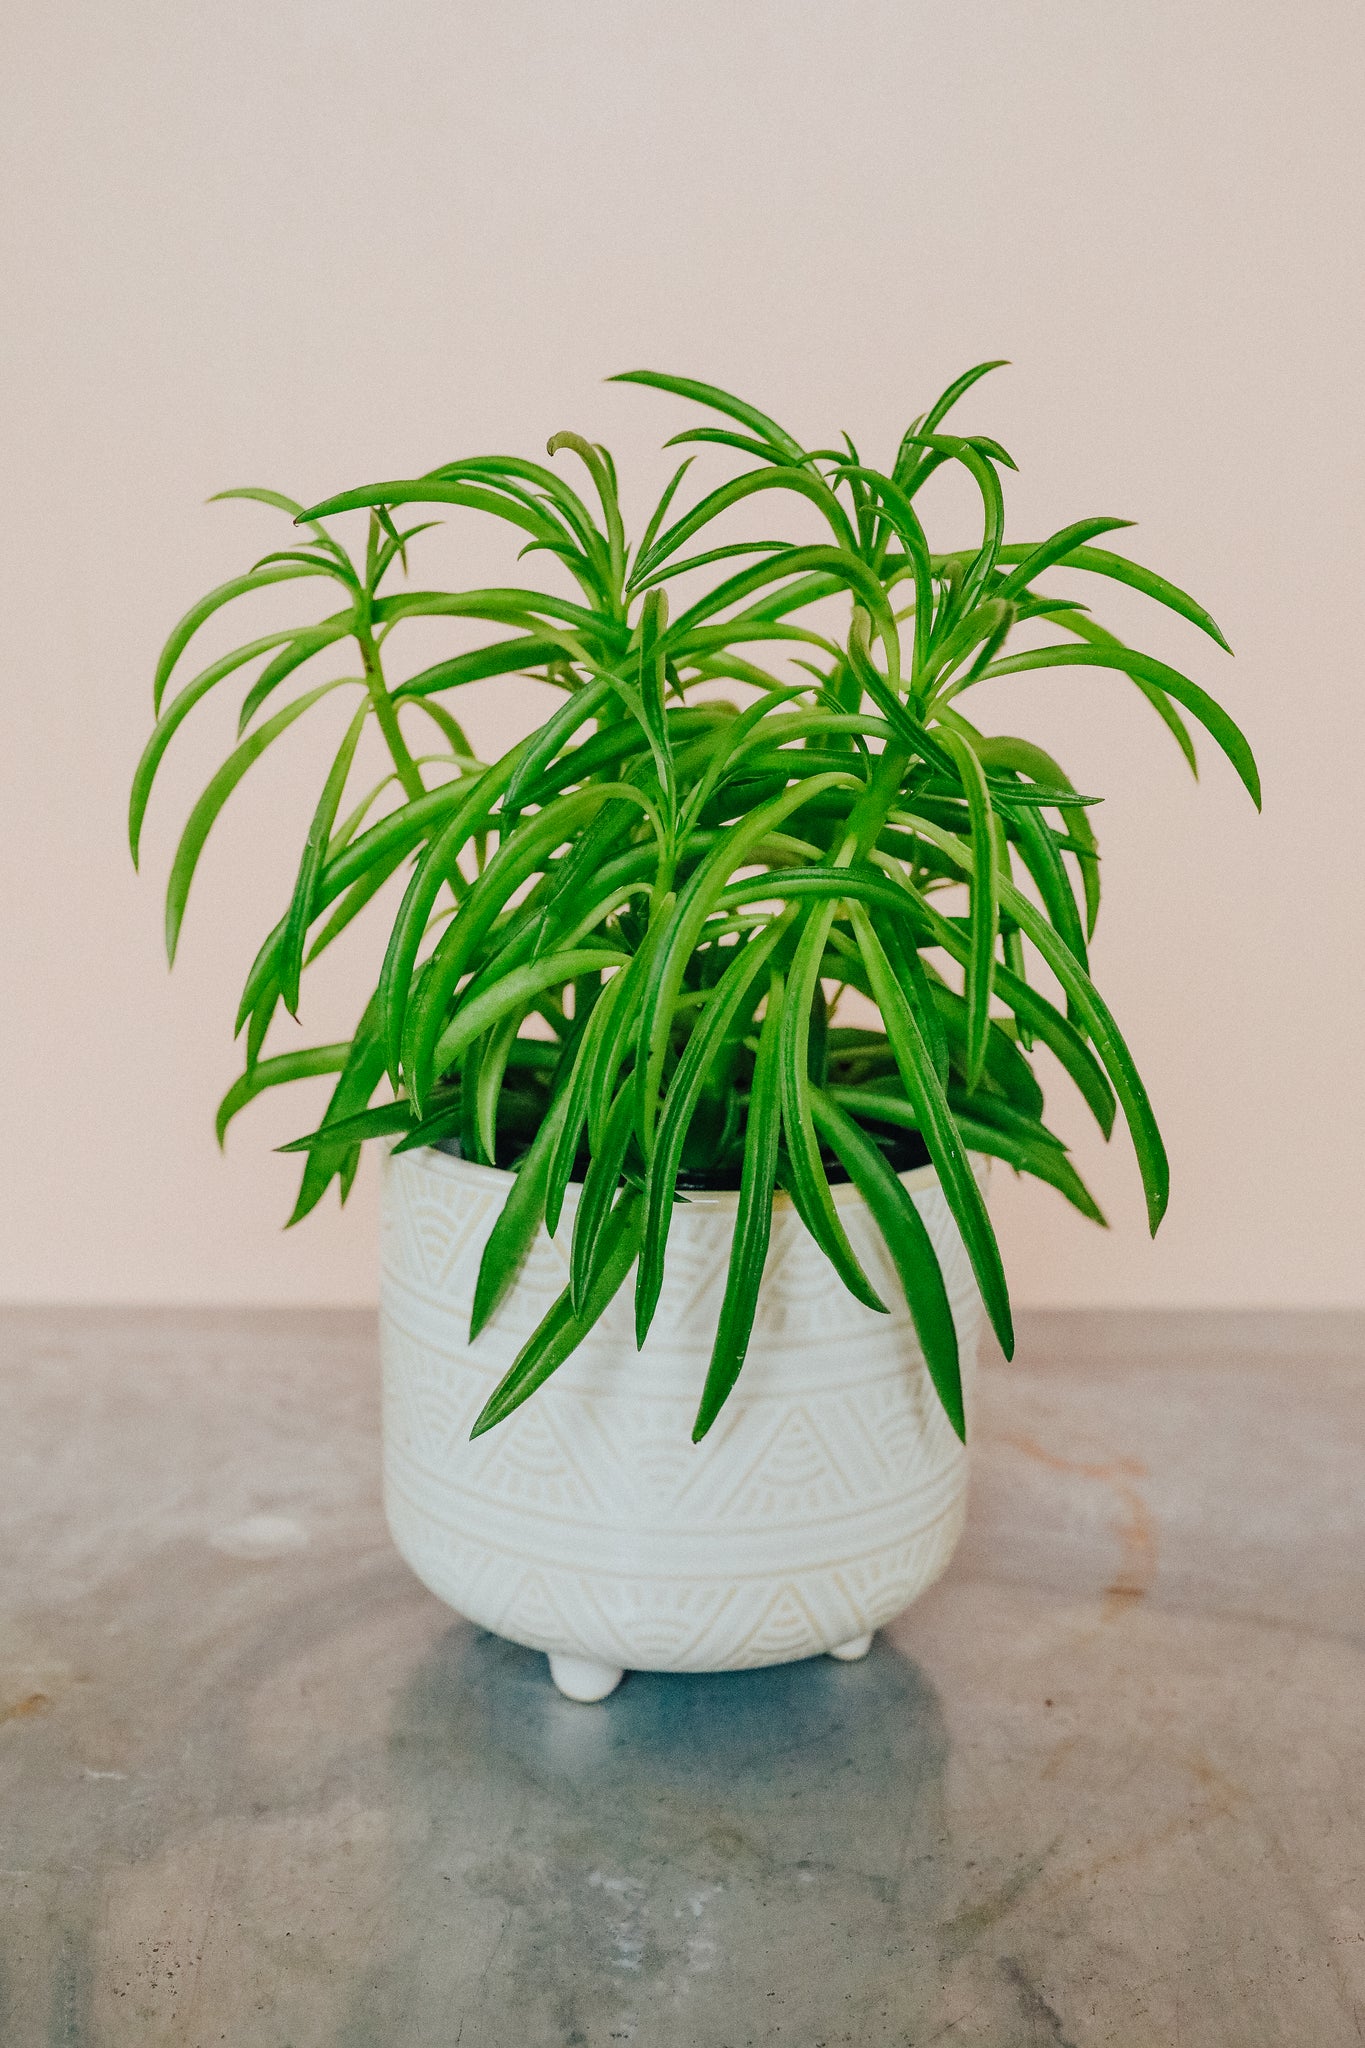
(380, 1146, 986, 1677)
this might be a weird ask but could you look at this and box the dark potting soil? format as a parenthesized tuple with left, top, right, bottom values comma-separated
(432, 1120, 932, 1190)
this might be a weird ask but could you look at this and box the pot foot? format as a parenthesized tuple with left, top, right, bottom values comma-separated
(828, 1632, 874, 1662)
(548, 1653, 625, 1703)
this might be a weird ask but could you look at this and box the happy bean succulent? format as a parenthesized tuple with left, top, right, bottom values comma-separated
(132, 365, 1259, 1441)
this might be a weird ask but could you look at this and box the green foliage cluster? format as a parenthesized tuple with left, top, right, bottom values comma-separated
(132, 365, 1258, 1442)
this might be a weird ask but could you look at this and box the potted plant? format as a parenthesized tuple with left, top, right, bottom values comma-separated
(132, 365, 1258, 1699)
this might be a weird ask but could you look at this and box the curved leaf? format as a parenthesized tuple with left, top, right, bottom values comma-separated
(982, 643, 1259, 806)
(470, 1190, 645, 1437)
(779, 900, 887, 1314)
(609, 370, 806, 465)
(154, 564, 333, 712)
(811, 1089, 963, 1439)
(216, 1043, 350, 1148)
(635, 921, 785, 1343)
(469, 1090, 572, 1340)
(165, 678, 360, 963)
(130, 631, 296, 864)
(692, 973, 785, 1439)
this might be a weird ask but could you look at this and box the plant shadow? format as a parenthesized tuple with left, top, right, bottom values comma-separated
(340, 1624, 951, 2047)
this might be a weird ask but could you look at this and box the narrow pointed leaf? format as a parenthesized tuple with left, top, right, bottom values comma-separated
(982, 643, 1259, 806)
(811, 1090, 963, 1439)
(609, 370, 806, 465)
(279, 700, 369, 1014)
(470, 1090, 572, 1340)
(470, 1191, 645, 1436)
(779, 901, 887, 1314)
(165, 678, 359, 964)
(941, 729, 998, 1088)
(238, 618, 353, 732)
(215, 1044, 350, 1148)
(851, 905, 1013, 1357)
(636, 922, 784, 1344)
(995, 541, 1233, 651)
(692, 975, 785, 1440)
(154, 564, 332, 712)
(130, 631, 296, 863)
(570, 1084, 637, 1311)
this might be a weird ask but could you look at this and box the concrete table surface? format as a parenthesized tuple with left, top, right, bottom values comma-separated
(2, 1306, 1362, 2047)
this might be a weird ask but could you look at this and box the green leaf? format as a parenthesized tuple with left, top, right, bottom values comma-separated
(370, 586, 616, 651)
(377, 766, 504, 1086)
(663, 545, 901, 692)
(899, 885, 1116, 1136)
(636, 770, 858, 1138)
(469, 1090, 572, 1340)
(609, 370, 807, 465)
(996, 517, 1135, 600)
(470, 1190, 645, 1437)
(832, 464, 935, 678)
(941, 729, 999, 1088)
(153, 564, 334, 713)
(660, 426, 786, 462)
(429, 949, 630, 1093)
(215, 1044, 350, 1148)
(850, 904, 1013, 1357)
(210, 486, 310, 517)
(164, 677, 360, 964)
(635, 458, 694, 571)
(298, 477, 555, 547)
(1008, 800, 1088, 979)
(276, 1099, 415, 1152)
(393, 636, 568, 700)
(278, 700, 370, 1015)
(130, 631, 297, 865)
(502, 670, 615, 820)
(810, 1090, 963, 1439)
(903, 361, 1009, 466)
(237, 618, 353, 732)
(402, 785, 630, 1104)
(402, 695, 478, 763)
(829, 1086, 1106, 1226)
(914, 817, 1169, 1230)
(1043, 608, 1200, 779)
(302, 835, 417, 968)
(973, 733, 1101, 936)
(546, 431, 626, 598)
(569, 1083, 637, 1311)
(981, 643, 1259, 807)
(634, 585, 675, 816)
(545, 970, 632, 1236)
(901, 434, 1006, 626)
(692, 973, 785, 1440)
(635, 921, 785, 1344)
(632, 466, 858, 585)
(286, 1002, 388, 1224)
(996, 540, 1232, 652)
(779, 901, 887, 1314)
(473, 1009, 525, 1163)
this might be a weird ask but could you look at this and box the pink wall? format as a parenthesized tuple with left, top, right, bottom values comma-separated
(3, 1, 1361, 1307)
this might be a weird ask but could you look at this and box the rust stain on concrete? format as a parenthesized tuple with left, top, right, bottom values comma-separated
(0, 1692, 52, 1725)
(1003, 1432, 1158, 1616)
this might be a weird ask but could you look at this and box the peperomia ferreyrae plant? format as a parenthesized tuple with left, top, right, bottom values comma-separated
(132, 365, 1259, 1442)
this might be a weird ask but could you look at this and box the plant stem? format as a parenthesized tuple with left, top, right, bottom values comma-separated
(357, 624, 425, 803)
(354, 517, 426, 806)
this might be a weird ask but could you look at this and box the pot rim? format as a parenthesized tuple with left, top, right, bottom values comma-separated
(387, 1140, 963, 1211)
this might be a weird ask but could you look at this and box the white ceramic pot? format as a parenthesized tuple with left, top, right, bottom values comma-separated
(380, 1145, 986, 1700)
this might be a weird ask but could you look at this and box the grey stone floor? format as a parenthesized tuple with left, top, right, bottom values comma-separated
(2, 1306, 1362, 2046)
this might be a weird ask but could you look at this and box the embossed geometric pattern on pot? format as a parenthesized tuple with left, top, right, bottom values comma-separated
(380, 1146, 986, 1674)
